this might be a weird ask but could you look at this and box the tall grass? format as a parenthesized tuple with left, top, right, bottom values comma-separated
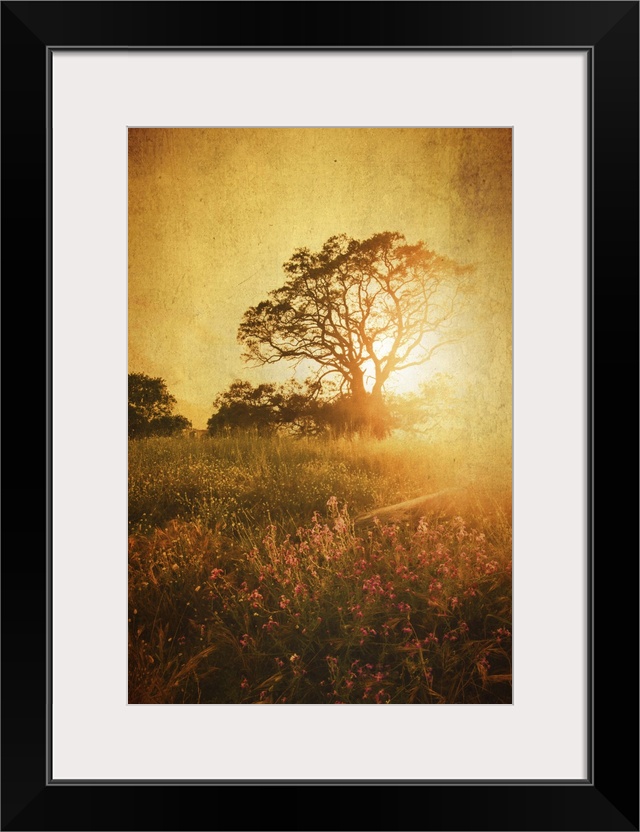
(129, 432, 510, 539)
(129, 432, 512, 704)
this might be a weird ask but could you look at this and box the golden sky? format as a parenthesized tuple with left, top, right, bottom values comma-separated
(129, 128, 511, 430)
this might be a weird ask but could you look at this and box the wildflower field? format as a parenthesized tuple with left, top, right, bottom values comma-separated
(129, 433, 512, 704)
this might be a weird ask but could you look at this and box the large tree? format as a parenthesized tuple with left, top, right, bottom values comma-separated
(238, 231, 473, 436)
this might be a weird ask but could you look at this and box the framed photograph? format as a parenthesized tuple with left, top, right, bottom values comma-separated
(3, 2, 637, 830)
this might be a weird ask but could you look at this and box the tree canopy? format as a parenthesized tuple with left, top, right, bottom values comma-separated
(207, 381, 287, 435)
(207, 379, 330, 437)
(238, 231, 472, 436)
(128, 373, 191, 439)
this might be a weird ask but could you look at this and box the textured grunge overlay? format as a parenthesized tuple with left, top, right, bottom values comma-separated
(128, 128, 512, 705)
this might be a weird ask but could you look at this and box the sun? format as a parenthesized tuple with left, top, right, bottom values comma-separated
(364, 335, 458, 396)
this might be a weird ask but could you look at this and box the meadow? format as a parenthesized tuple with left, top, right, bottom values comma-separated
(129, 432, 512, 704)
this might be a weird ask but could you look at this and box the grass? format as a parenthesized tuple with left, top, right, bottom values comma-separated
(128, 432, 512, 704)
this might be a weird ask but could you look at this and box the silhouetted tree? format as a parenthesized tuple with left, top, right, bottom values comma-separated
(152, 414, 193, 436)
(128, 372, 191, 438)
(207, 381, 282, 435)
(238, 232, 472, 437)
(208, 379, 328, 436)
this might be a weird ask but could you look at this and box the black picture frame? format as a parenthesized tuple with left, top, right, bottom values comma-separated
(2, 2, 638, 830)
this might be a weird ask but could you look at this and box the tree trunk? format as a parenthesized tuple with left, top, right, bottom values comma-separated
(344, 373, 392, 439)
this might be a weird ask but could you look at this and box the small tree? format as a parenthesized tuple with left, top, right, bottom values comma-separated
(238, 231, 472, 437)
(207, 381, 283, 435)
(386, 374, 459, 435)
(128, 373, 191, 438)
(207, 379, 327, 436)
